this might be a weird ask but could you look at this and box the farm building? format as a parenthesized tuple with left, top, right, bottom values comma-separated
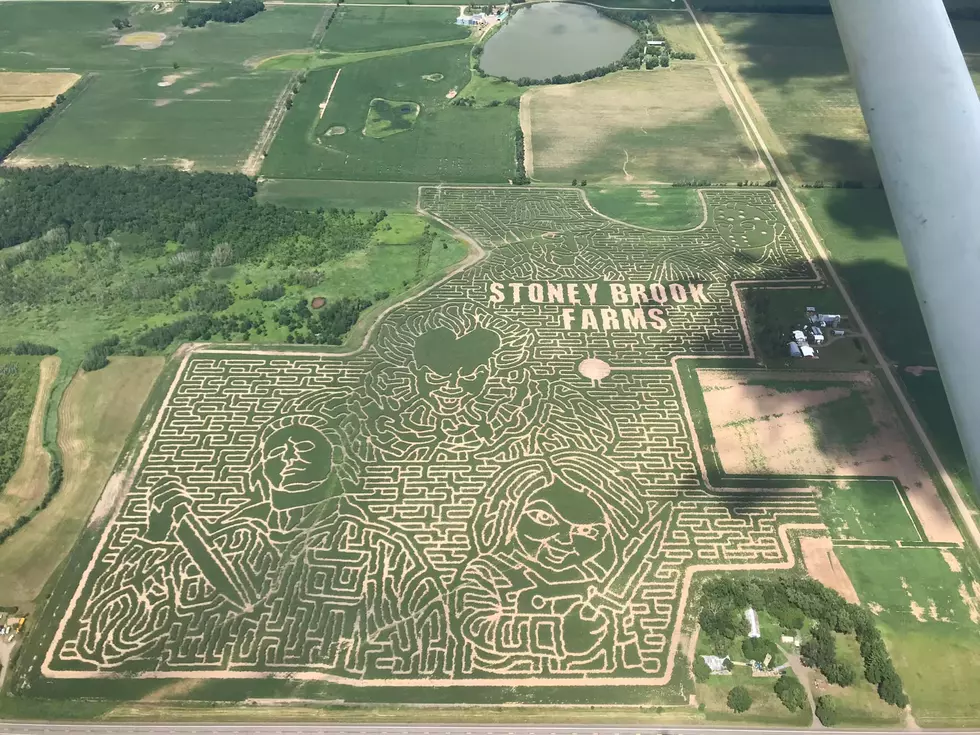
(702, 655, 731, 673)
(745, 607, 761, 638)
(788, 341, 802, 358)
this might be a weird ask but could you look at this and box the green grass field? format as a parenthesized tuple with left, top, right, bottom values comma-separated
(364, 99, 420, 138)
(257, 179, 422, 211)
(814, 480, 920, 542)
(584, 186, 705, 229)
(0, 3, 325, 71)
(320, 6, 468, 53)
(697, 666, 812, 726)
(835, 546, 980, 726)
(262, 45, 516, 182)
(0, 109, 45, 154)
(13, 69, 288, 171)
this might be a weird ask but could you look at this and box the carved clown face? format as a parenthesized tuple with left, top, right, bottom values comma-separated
(412, 326, 501, 417)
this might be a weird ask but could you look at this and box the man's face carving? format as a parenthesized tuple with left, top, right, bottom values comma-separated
(259, 425, 337, 510)
(514, 482, 610, 572)
(412, 327, 501, 415)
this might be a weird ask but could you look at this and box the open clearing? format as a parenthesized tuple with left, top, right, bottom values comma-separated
(523, 66, 763, 185)
(698, 369, 962, 544)
(0, 357, 163, 612)
(116, 31, 166, 50)
(584, 186, 705, 230)
(0, 356, 59, 529)
(8, 69, 289, 172)
(0, 72, 79, 113)
(262, 45, 515, 182)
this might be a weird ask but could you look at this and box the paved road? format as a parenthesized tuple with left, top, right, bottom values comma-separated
(1, 727, 979, 735)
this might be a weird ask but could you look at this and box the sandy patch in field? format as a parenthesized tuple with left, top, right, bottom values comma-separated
(0, 72, 80, 113)
(0, 357, 60, 526)
(800, 536, 859, 604)
(184, 82, 217, 96)
(524, 66, 757, 183)
(117, 31, 167, 50)
(172, 158, 194, 171)
(157, 71, 191, 88)
(941, 549, 962, 573)
(959, 582, 980, 625)
(868, 602, 883, 615)
(153, 98, 174, 107)
(698, 370, 962, 545)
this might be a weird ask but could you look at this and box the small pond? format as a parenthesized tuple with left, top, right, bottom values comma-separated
(479, 3, 638, 81)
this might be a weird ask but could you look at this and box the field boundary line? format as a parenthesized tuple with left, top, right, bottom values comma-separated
(682, 0, 980, 551)
(242, 71, 300, 177)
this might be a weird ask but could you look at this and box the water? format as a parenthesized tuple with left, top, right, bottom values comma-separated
(479, 3, 639, 81)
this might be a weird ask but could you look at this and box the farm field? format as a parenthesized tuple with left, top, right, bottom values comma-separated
(262, 45, 516, 182)
(9, 69, 289, 172)
(0, 109, 45, 153)
(0, 356, 44, 493)
(0, 3, 325, 71)
(6, 185, 952, 716)
(0, 357, 164, 611)
(0, 72, 79, 113)
(320, 6, 469, 53)
(522, 66, 763, 185)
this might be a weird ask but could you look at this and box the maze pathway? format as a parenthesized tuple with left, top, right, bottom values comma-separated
(44, 187, 824, 689)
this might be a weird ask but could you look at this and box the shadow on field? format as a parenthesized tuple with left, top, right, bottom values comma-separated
(798, 134, 880, 187)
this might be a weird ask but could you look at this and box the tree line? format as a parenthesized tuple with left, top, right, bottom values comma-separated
(0, 91, 70, 165)
(0, 359, 40, 492)
(183, 0, 265, 28)
(0, 166, 381, 262)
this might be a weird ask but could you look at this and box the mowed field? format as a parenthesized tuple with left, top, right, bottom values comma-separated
(522, 65, 763, 185)
(262, 45, 516, 182)
(0, 72, 79, 113)
(584, 186, 706, 230)
(9, 69, 290, 172)
(0, 357, 163, 611)
(836, 546, 980, 726)
(320, 6, 469, 53)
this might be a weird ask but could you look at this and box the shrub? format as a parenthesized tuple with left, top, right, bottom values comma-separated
(727, 685, 753, 713)
(814, 695, 840, 726)
(255, 284, 286, 301)
(825, 661, 856, 687)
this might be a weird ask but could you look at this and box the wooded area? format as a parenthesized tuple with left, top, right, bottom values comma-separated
(182, 0, 265, 28)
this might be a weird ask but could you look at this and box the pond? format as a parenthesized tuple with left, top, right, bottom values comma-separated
(479, 3, 639, 81)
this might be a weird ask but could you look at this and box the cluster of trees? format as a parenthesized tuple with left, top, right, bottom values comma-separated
(671, 50, 696, 60)
(697, 575, 909, 709)
(774, 672, 808, 712)
(514, 126, 530, 185)
(815, 695, 840, 725)
(134, 311, 266, 351)
(800, 622, 857, 686)
(255, 283, 286, 301)
(744, 289, 786, 358)
(570, 179, 588, 186)
(273, 296, 376, 345)
(0, 342, 57, 356)
(81, 336, 121, 372)
(318, 0, 346, 39)
(182, 0, 265, 28)
(727, 685, 753, 713)
(110, 17, 132, 30)
(0, 359, 40, 491)
(0, 166, 382, 263)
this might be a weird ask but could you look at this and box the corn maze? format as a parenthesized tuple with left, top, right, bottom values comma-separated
(44, 187, 827, 689)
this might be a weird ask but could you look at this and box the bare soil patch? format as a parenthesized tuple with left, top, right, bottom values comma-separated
(800, 535, 859, 603)
(0, 72, 80, 113)
(0, 356, 60, 527)
(698, 370, 962, 544)
(117, 31, 167, 50)
(311, 296, 326, 309)
(941, 549, 962, 573)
